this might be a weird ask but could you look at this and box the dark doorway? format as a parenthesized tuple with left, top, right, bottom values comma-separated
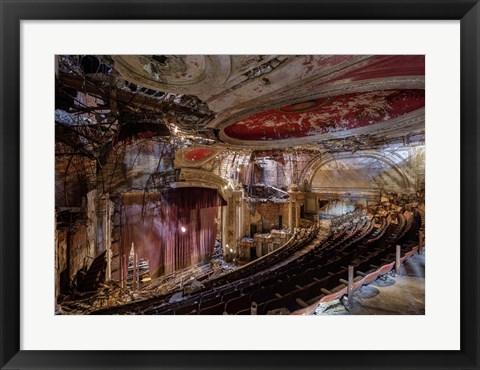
(250, 224, 257, 238)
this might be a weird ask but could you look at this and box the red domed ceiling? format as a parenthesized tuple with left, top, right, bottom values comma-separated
(223, 89, 424, 141)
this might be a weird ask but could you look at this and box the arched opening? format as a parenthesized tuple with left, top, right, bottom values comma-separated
(309, 155, 410, 217)
(311, 156, 408, 191)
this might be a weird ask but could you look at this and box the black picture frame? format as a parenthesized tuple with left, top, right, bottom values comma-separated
(1, 1, 479, 369)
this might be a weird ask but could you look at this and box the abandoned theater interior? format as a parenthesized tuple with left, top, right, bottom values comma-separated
(55, 55, 425, 315)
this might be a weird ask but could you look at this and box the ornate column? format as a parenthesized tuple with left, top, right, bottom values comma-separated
(288, 185, 303, 229)
(288, 185, 305, 229)
(288, 185, 297, 230)
(223, 190, 235, 261)
(232, 189, 244, 260)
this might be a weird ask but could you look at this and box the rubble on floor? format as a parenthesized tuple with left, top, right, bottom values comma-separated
(57, 248, 238, 315)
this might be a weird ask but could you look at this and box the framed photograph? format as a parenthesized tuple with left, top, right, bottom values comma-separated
(1, 1, 479, 369)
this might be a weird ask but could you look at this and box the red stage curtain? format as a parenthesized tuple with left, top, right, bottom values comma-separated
(120, 188, 226, 278)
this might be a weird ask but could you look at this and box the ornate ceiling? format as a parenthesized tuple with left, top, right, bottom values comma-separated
(56, 54, 425, 155)
(113, 54, 425, 148)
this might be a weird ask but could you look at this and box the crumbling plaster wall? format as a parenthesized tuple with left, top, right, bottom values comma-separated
(211, 151, 250, 186)
(55, 153, 97, 294)
(55, 228, 67, 298)
(305, 146, 425, 217)
(98, 139, 175, 194)
(68, 223, 91, 281)
(255, 159, 287, 189)
(55, 155, 96, 208)
(55, 189, 99, 295)
(211, 150, 313, 190)
(243, 201, 289, 236)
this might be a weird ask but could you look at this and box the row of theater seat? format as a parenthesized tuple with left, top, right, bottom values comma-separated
(101, 207, 421, 315)
(144, 212, 402, 315)
(91, 220, 324, 315)
(225, 207, 420, 314)
(203, 223, 322, 289)
(142, 220, 360, 314)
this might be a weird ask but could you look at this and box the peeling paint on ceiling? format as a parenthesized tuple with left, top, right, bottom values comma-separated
(223, 89, 424, 141)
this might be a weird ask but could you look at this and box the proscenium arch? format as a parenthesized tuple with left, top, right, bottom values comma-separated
(175, 168, 233, 201)
(302, 152, 412, 192)
(175, 168, 244, 259)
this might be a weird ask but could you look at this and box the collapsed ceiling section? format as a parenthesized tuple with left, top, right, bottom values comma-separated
(55, 55, 216, 163)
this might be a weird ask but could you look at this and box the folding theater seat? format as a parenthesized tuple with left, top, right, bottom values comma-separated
(251, 288, 276, 306)
(225, 293, 252, 315)
(262, 292, 303, 314)
(198, 301, 226, 315)
(222, 289, 242, 303)
(241, 282, 259, 295)
(290, 269, 317, 288)
(199, 295, 222, 311)
(273, 280, 297, 297)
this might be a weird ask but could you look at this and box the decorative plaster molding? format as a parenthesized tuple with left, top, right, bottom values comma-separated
(177, 168, 232, 199)
(113, 55, 232, 97)
(208, 76, 424, 130)
(175, 146, 225, 168)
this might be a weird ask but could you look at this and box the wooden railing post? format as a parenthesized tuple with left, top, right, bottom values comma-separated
(347, 265, 354, 303)
(395, 245, 401, 275)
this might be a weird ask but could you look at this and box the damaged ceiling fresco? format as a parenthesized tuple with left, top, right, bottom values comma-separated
(222, 89, 424, 142)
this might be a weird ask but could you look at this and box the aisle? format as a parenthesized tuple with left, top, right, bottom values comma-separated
(317, 253, 425, 315)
